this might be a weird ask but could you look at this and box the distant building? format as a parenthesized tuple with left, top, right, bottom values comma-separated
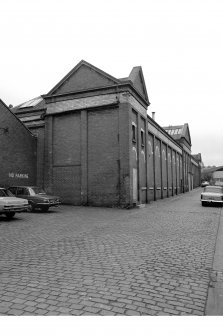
(202, 166, 223, 186)
(163, 125, 202, 189)
(11, 60, 202, 207)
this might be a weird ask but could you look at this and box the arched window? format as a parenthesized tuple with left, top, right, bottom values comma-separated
(155, 146, 160, 158)
(162, 149, 166, 161)
(141, 129, 145, 147)
(132, 122, 136, 142)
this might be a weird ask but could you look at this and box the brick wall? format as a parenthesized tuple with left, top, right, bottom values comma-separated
(161, 142, 168, 198)
(43, 104, 129, 206)
(118, 103, 131, 207)
(172, 150, 177, 195)
(41, 89, 199, 207)
(44, 90, 198, 207)
(168, 147, 173, 196)
(0, 100, 36, 187)
(155, 138, 162, 199)
(139, 116, 146, 203)
(130, 110, 138, 203)
(31, 126, 45, 187)
(147, 132, 155, 201)
(87, 108, 120, 206)
(54, 65, 116, 94)
(128, 106, 197, 205)
(52, 112, 81, 204)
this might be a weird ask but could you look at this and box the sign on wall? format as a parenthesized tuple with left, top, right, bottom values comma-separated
(8, 172, 29, 179)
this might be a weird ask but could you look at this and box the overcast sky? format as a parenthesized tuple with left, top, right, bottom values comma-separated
(1, 0, 223, 167)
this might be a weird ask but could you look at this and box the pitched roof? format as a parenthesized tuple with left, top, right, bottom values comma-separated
(192, 153, 202, 162)
(163, 123, 191, 146)
(47, 60, 149, 103)
(12, 96, 46, 113)
(0, 99, 35, 136)
(163, 125, 183, 139)
(12, 61, 150, 117)
(47, 60, 121, 96)
(128, 66, 149, 102)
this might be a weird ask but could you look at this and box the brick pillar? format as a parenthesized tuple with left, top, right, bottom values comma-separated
(145, 119, 150, 203)
(137, 112, 142, 204)
(166, 144, 169, 197)
(171, 148, 174, 196)
(160, 140, 163, 199)
(44, 115, 53, 193)
(153, 135, 156, 201)
(118, 102, 131, 207)
(81, 110, 88, 205)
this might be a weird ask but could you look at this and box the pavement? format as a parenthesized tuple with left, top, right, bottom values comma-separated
(0, 188, 222, 316)
(205, 207, 223, 315)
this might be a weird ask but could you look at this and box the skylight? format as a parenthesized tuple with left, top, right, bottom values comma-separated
(19, 96, 43, 108)
(166, 128, 182, 135)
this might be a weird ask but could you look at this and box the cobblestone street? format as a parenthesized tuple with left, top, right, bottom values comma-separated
(0, 188, 222, 316)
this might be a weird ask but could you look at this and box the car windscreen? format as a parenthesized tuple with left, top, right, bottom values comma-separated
(0, 189, 14, 197)
(204, 187, 222, 194)
(29, 187, 46, 195)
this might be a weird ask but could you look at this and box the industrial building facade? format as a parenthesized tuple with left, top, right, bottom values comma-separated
(11, 60, 202, 207)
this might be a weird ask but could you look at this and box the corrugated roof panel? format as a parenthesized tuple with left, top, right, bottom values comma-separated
(19, 97, 43, 108)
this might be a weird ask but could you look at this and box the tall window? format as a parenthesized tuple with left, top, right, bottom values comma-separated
(132, 123, 136, 142)
(141, 129, 145, 147)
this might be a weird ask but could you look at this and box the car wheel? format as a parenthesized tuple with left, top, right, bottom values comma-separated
(5, 212, 15, 219)
(41, 207, 49, 212)
(28, 202, 35, 212)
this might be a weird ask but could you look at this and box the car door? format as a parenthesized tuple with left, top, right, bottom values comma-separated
(8, 187, 17, 196)
(16, 187, 29, 200)
(23, 187, 31, 201)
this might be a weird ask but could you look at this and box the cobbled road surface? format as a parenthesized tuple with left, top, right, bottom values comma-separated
(0, 189, 222, 316)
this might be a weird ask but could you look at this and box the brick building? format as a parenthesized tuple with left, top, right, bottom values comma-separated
(163, 125, 202, 191)
(0, 99, 37, 187)
(192, 153, 202, 188)
(12, 60, 202, 207)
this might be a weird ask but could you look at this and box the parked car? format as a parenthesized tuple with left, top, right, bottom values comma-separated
(201, 181, 209, 187)
(8, 186, 61, 212)
(0, 187, 29, 219)
(201, 185, 223, 206)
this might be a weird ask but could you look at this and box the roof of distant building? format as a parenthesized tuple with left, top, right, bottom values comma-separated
(202, 166, 223, 173)
(12, 96, 46, 114)
(163, 123, 191, 147)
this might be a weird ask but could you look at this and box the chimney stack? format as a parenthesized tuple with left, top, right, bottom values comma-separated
(152, 112, 155, 120)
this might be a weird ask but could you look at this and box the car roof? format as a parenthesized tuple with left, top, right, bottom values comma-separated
(9, 186, 36, 188)
(205, 185, 223, 189)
